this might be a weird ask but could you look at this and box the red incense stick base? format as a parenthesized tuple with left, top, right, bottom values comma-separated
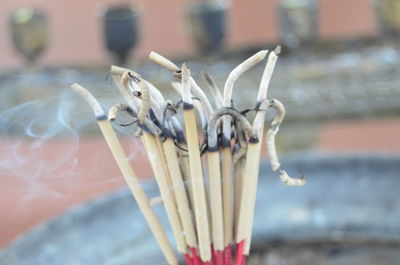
(235, 241, 246, 265)
(215, 250, 224, 265)
(191, 247, 202, 265)
(184, 253, 193, 265)
(224, 245, 232, 265)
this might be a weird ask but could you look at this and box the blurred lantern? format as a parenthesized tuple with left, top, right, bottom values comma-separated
(185, 1, 228, 55)
(374, 0, 400, 39)
(277, 0, 318, 49)
(102, 5, 139, 65)
(9, 8, 48, 66)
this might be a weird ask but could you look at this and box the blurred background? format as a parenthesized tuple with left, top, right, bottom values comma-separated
(0, 0, 400, 258)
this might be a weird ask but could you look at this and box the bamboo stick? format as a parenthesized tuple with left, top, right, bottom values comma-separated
(235, 49, 280, 265)
(162, 133, 199, 249)
(110, 73, 192, 258)
(141, 132, 187, 255)
(180, 64, 212, 263)
(71, 83, 178, 265)
(221, 51, 268, 263)
(233, 156, 245, 233)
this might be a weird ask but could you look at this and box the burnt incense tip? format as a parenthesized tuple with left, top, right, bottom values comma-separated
(96, 114, 107, 121)
(208, 145, 218, 152)
(220, 136, 231, 148)
(163, 128, 174, 139)
(249, 137, 259, 144)
(183, 102, 193, 110)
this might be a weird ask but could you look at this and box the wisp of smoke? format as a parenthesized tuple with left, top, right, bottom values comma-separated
(0, 90, 86, 195)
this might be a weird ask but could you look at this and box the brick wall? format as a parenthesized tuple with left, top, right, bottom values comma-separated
(0, 0, 378, 70)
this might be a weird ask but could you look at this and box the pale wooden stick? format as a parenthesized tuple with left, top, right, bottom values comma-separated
(141, 132, 187, 255)
(110, 77, 189, 254)
(163, 100, 195, 211)
(178, 147, 194, 208)
(180, 63, 212, 262)
(131, 80, 192, 254)
(159, 104, 199, 249)
(241, 104, 267, 254)
(149, 51, 214, 118)
(221, 50, 268, 255)
(71, 83, 178, 265)
(233, 156, 245, 229)
(150, 196, 163, 206)
(206, 107, 257, 258)
(162, 133, 199, 249)
(236, 48, 280, 257)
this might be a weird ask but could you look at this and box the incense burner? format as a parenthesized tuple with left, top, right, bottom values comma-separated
(1, 154, 399, 265)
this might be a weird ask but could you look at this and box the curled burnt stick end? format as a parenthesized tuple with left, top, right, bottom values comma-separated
(108, 104, 138, 126)
(257, 47, 279, 102)
(111, 65, 166, 107)
(128, 74, 151, 124)
(108, 103, 164, 140)
(71, 83, 105, 119)
(266, 98, 305, 186)
(279, 170, 306, 186)
(150, 52, 213, 117)
(269, 99, 285, 128)
(207, 107, 256, 150)
(121, 71, 132, 92)
(223, 50, 268, 107)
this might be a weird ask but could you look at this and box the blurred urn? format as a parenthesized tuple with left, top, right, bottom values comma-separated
(185, 1, 228, 55)
(9, 8, 48, 67)
(102, 5, 139, 65)
(374, 0, 400, 39)
(277, 0, 318, 49)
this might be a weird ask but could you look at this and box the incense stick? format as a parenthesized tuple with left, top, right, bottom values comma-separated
(110, 74, 191, 257)
(74, 48, 305, 265)
(71, 83, 178, 265)
(181, 64, 212, 263)
(235, 49, 280, 265)
(221, 50, 268, 264)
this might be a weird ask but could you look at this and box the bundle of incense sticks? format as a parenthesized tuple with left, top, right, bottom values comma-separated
(71, 47, 305, 265)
